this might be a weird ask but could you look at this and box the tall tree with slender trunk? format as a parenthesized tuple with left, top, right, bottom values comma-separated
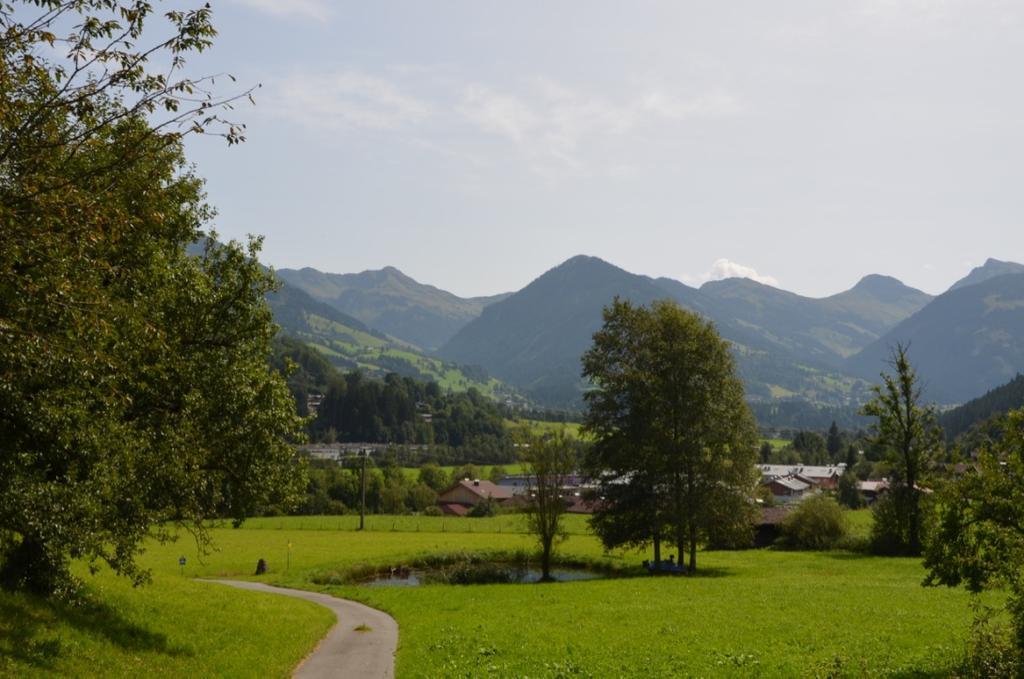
(861, 343, 941, 555)
(522, 433, 577, 581)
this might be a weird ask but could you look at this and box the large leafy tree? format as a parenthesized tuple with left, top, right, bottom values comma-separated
(582, 299, 759, 572)
(924, 408, 1024, 655)
(0, 1, 303, 595)
(861, 344, 941, 555)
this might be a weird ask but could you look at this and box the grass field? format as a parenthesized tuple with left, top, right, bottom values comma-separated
(1, 510, 992, 677)
(0, 569, 333, 678)
(398, 463, 529, 483)
(503, 418, 584, 439)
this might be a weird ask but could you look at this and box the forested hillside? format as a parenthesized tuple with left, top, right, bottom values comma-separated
(265, 275, 518, 403)
(939, 374, 1024, 439)
(272, 336, 513, 457)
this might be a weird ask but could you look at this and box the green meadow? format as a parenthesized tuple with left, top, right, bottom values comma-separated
(503, 418, 585, 439)
(1, 511, 993, 677)
(397, 463, 530, 483)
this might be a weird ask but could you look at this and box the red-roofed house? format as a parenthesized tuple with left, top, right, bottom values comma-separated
(437, 479, 514, 515)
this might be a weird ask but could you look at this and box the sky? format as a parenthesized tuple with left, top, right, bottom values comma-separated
(174, 0, 1024, 297)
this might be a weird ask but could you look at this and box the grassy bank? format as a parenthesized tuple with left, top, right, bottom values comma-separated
(0, 570, 332, 678)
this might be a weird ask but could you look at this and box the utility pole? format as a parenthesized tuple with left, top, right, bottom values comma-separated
(359, 448, 368, 531)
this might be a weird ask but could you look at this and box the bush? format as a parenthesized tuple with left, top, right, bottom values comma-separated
(422, 506, 444, 517)
(780, 495, 847, 550)
(468, 497, 498, 517)
(956, 599, 1022, 678)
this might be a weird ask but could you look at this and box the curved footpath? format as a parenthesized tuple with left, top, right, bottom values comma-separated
(203, 580, 398, 678)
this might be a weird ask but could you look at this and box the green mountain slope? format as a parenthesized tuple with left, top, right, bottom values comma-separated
(276, 266, 509, 350)
(847, 273, 1024, 404)
(439, 256, 884, 408)
(265, 279, 515, 401)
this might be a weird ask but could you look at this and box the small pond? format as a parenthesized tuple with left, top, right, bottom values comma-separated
(364, 565, 606, 587)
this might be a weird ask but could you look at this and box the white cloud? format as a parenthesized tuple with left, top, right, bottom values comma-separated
(263, 71, 431, 131)
(457, 79, 742, 179)
(230, 0, 332, 21)
(690, 258, 780, 287)
(256, 68, 742, 181)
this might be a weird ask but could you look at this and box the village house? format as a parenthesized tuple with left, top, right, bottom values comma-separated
(436, 479, 514, 515)
(766, 476, 812, 503)
(758, 464, 845, 489)
(758, 464, 846, 503)
(857, 479, 890, 503)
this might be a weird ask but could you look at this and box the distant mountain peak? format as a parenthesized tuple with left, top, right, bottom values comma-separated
(847, 274, 924, 301)
(559, 254, 613, 269)
(853, 273, 903, 289)
(700, 276, 765, 290)
(949, 258, 1024, 292)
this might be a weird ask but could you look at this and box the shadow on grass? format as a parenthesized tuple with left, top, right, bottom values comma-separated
(0, 591, 193, 670)
(817, 551, 876, 561)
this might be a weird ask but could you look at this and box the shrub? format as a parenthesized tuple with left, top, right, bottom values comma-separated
(422, 506, 444, 517)
(780, 495, 847, 550)
(468, 497, 498, 518)
(956, 599, 1022, 678)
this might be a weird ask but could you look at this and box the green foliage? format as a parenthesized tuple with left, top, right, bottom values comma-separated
(467, 496, 498, 518)
(955, 599, 1022, 678)
(925, 408, 1024, 657)
(861, 344, 941, 555)
(827, 421, 843, 458)
(312, 372, 513, 457)
(583, 298, 760, 571)
(869, 489, 934, 556)
(939, 374, 1024, 441)
(0, 1, 304, 595)
(521, 433, 577, 579)
(780, 495, 848, 550)
(417, 463, 449, 492)
(448, 464, 482, 486)
(837, 471, 864, 509)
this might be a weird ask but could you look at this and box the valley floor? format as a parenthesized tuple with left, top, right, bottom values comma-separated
(1, 513, 992, 677)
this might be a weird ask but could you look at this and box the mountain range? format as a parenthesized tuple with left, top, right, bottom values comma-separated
(276, 266, 509, 350)
(272, 255, 1024, 410)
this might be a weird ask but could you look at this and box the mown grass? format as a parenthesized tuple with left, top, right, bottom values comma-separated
(2, 510, 991, 677)
(397, 463, 529, 484)
(348, 551, 978, 678)
(0, 569, 333, 678)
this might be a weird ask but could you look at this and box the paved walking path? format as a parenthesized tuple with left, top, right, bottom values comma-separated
(202, 580, 398, 678)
